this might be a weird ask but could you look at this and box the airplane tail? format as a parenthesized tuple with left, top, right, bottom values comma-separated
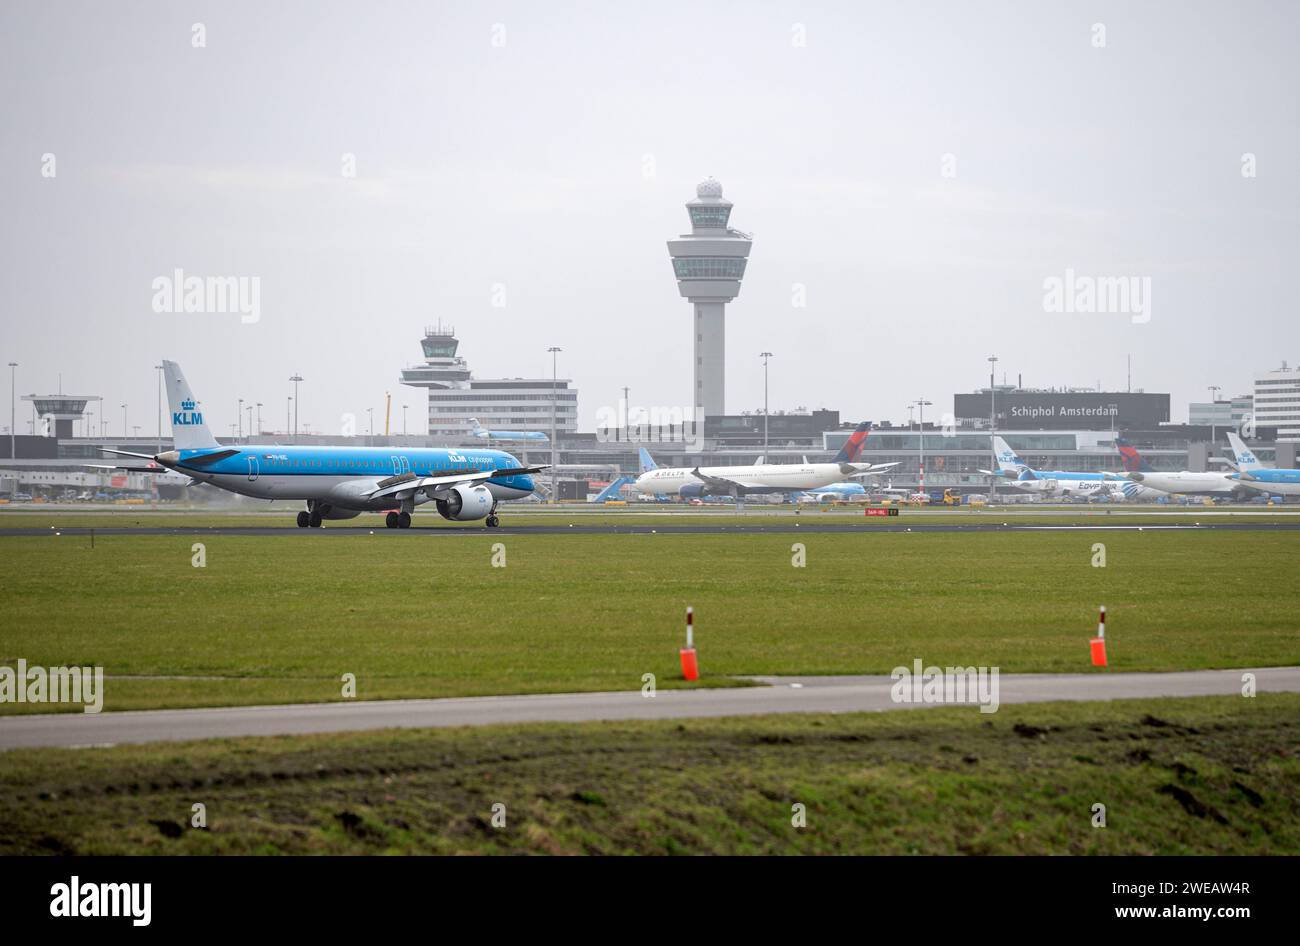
(161, 360, 220, 451)
(832, 422, 872, 463)
(1225, 431, 1263, 471)
(638, 448, 658, 473)
(469, 418, 487, 438)
(592, 476, 633, 502)
(992, 436, 1031, 478)
(1115, 435, 1153, 472)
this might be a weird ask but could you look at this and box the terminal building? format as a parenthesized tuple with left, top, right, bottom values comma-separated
(399, 323, 578, 440)
(1254, 361, 1300, 442)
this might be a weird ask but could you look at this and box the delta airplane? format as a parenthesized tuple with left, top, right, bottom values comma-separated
(101, 361, 543, 528)
(1226, 431, 1300, 497)
(468, 418, 549, 443)
(634, 422, 898, 499)
(989, 436, 1166, 501)
(1117, 437, 1243, 499)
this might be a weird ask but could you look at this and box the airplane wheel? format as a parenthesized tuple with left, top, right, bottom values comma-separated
(385, 512, 399, 529)
(309, 512, 322, 528)
(486, 515, 499, 528)
(296, 511, 309, 528)
(398, 512, 411, 529)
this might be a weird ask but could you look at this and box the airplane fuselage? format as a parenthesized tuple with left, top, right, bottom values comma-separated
(1233, 468, 1300, 496)
(1127, 471, 1239, 496)
(635, 462, 860, 497)
(161, 444, 534, 509)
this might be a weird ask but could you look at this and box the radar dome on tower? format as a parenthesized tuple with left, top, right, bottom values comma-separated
(696, 177, 724, 199)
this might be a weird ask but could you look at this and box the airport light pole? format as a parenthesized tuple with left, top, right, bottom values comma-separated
(548, 346, 561, 503)
(367, 407, 373, 437)
(913, 398, 932, 496)
(988, 355, 998, 505)
(237, 398, 244, 439)
(256, 403, 262, 438)
(121, 403, 128, 439)
(760, 351, 772, 459)
(402, 404, 408, 435)
(289, 374, 303, 438)
(7, 362, 16, 461)
(286, 397, 291, 435)
(247, 405, 253, 441)
(1207, 385, 1220, 450)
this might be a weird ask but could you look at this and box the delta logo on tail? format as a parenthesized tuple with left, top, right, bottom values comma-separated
(833, 422, 872, 463)
(172, 399, 204, 427)
(1115, 436, 1153, 473)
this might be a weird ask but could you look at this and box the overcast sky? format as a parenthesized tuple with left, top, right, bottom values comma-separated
(2, 1, 1296, 437)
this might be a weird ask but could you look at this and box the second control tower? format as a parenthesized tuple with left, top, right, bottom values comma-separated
(667, 178, 752, 421)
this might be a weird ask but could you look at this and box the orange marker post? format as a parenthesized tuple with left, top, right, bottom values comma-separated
(1090, 605, 1108, 667)
(679, 606, 699, 681)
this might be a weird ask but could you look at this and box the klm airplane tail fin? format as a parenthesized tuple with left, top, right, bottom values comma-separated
(638, 448, 658, 473)
(1116, 435, 1154, 473)
(992, 436, 1029, 477)
(832, 422, 872, 463)
(1225, 431, 1263, 471)
(161, 360, 220, 451)
(469, 418, 488, 438)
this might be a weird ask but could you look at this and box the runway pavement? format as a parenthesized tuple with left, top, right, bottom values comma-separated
(3, 667, 1296, 750)
(4, 521, 1300, 537)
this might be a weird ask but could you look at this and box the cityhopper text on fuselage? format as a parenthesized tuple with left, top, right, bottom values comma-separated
(100, 361, 543, 528)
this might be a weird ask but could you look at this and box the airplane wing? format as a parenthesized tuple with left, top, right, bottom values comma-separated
(688, 467, 762, 491)
(364, 465, 547, 501)
(843, 461, 900, 476)
(86, 463, 171, 474)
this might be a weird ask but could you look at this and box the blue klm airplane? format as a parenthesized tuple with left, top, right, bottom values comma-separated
(1226, 431, 1300, 497)
(101, 361, 543, 528)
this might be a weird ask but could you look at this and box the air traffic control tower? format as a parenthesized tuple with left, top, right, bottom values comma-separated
(667, 178, 752, 421)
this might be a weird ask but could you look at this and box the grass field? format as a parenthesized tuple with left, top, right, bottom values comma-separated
(2, 503, 1299, 530)
(3, 694, 1295, 855)
(1, 524, 1297, 713)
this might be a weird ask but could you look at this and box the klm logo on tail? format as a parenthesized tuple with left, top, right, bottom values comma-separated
(172, 399, 204, 427)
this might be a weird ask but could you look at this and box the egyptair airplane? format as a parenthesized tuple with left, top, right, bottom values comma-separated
(99, 361, 543, 528)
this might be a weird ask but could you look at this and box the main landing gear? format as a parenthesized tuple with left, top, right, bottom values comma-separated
(385, 511, 412, 529)
(297, 503, 323, 528)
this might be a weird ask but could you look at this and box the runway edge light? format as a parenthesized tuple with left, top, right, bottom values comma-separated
(1090, 605, 1108, 668)
(680, 606, 699, 681)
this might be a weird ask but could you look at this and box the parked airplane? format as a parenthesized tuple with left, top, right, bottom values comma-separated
(799, 481, 868, 503)
(1117, 436, 1243, 498)
(1226, 431, 1300, 497)
(987, 436, 1160, 500)
(634, 422, 898, 499)
(100, 362, 543, 528)
(468, 418, 549, 443)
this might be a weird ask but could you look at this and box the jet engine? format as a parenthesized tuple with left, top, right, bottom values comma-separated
(436, 484, 493, 521)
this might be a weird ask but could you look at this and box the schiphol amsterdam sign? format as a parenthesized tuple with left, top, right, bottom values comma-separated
(956, 392, 1169, 430)
(1009, 402, 1120, 422)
